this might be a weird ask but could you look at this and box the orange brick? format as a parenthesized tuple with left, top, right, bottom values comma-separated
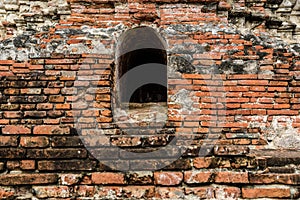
(154, 172, 183, 186)
(91, 172, 125, 185)
(169, 79, 192, 85)
(242, 187, 290, 199)
(55, 104, 71, 110)
(193, 157, 213, 169)
(183, 121, 199, 127)
(43, 88, 60, 94)
(33, 125, 70, 135)
(182, 74, 211, 79)
(20, 136, 49, 147)
(49, 95, 65, 103)
(184, 171, 213, 184)
(227, 74, 257, 79)
(268, 87, 287, 92)
(273, 104, 290, 109)
(0, 60, 14, 65)
(20, 160, 35, 170)
(215, 171, 248, 183)
(267, 110, 298, 115)
(224, 86, 249, 92)
(2, 125, 31, 134)
(238, 80, 268, 85)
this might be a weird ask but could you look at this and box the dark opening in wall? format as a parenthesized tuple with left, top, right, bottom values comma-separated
(116, 27, 167, 103)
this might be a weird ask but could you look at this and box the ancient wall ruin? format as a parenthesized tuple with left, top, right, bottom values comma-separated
(0, 0, 300, 199)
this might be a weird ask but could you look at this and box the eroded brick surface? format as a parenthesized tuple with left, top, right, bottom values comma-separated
(0, 0, 300, 199)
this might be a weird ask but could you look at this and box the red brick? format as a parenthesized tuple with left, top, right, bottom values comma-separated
(20, 136, 49, 147)
(28, 64, 43, 70)
(45, 59, 76, 65)
(75, 185, 95, 197)
(154, 172, 183, 186)
(215, 171, 249, 183)
(95, 94, 111, 102)
(292, 104, 300, 109)
(233, 139, 251, 145)
(216, 187, 241, 199)
(193, 52, 223, 59)
(241, 103, 273, 109)
(55, 104, 71, 110)
(6, 161, 20, 170)
(185, 187, 214, 198)
(100, 109, 111, 117)
(0, 72, 14, 76)
(0, 148, 26, 158)
(267, 110, 299, 115)
(258, 97, 273, 103)
(0, 187, 15, 199)
(2, 125, 31, 134)
(93, 186, 122, 197)
(242, 187, 290, 198)
(289, 87, 300, 92)
(37, 103, 53, 110)
(224, 86, 249, 92)
(273, 104, 290, 109)
(60, 174, 82, 185)
(24, 111, 47, 118)
(219, 122, 248, 128)
(193, 157, 213, 169)
(0, 136, 18, 147)
(20, 88, 42, 94)
(214, 146, 249, 156)
(47, 110, 64, 118)
(268, 87, 287, 92)
(91, 172, 125, 185)
(97, 116, 112, 123)
(184, 171, 213, 184)
(260, 65, 274, 70)
(33, 125, 70, 135)
(168, 79, 192, 85)
(33, 186, 70, 198)
(43, 119, 60, 124)
(20, 104, 36, 110)
(43, 88, 60, 94)
(238, 80, 268, 85)
(249, 86, 265, 91)
(249, 174, 300, 185)
(227, 74, 257, 79)
(11, 67, 29, 74)
(222, 97, 249, 103)
(122, 186, 155, 199)
(269, 81, 288, 86)
(183, 121, 199, 127)
(275, 97, 289, 103)
(0, 60, 14, 65)
(3, 88, 19, 95)
(155, 187, 185, 199)
(20, 160, 35, 170)
(49, 95, 65, 103)
(182, 74, 211, 79)
(226, 103, 241, 109)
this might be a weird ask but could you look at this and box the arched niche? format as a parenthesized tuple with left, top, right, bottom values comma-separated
(116, 26, 167, 103)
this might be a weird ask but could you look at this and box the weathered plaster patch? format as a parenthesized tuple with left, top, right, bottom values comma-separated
(263, 116, 300, 149)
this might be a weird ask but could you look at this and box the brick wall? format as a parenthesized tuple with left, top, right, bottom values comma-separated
(0, 0, 300, 199)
